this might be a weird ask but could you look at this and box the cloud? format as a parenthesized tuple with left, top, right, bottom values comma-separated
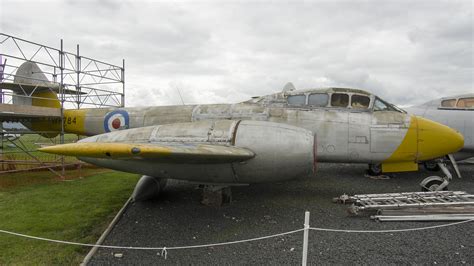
(1, 0, 472, 108)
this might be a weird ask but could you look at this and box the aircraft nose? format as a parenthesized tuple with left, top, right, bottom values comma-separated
(416, 116, 464, 161)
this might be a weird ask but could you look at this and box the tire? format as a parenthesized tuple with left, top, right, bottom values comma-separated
(421, 179, 448, 192)
(423, 161, 440, 171)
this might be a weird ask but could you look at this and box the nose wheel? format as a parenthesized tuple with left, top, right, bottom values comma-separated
(420, 160, 452, 191)
(421, 177, 448, 191)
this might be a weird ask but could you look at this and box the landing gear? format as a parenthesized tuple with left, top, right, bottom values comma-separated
(367, 164, 382, 176)
(420, 155, 462, 192)
(132, 175, 167, 202)
(420, 177, 448, 191)
(423, 161, 440, 171)
(200, 185, 232, 207)
(420, 161, 451, 191)
(131, 176, 232, 206)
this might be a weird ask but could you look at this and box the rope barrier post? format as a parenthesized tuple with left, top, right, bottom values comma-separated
(302, 211, 310, 266)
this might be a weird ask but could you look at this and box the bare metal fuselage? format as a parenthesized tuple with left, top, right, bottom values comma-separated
(41, 87, 464, 185)
(67, 103, 409, 164)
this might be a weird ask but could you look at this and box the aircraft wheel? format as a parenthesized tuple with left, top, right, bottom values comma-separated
(421, 178, 448, 192)
(367, 164, 382, 176)
(423, 161, 440, 171)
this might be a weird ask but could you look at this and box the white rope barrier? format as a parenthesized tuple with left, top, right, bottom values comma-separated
(0, 228, 304, 251)
(309, 219, 473, 233)
(0, 219, 472, 252)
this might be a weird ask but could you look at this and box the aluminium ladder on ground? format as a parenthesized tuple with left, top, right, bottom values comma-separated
(334, 191, 474, 219)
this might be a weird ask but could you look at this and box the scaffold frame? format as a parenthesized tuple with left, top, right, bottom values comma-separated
(0, 33, 125, 175)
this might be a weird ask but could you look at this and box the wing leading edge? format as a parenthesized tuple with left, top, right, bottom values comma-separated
(39, 142, 255, 163)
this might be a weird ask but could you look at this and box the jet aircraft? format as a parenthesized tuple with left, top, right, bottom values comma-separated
(0, 62, 465, 203)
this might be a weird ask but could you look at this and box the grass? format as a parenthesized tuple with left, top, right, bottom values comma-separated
(0, 167, 110, 190)
(2, 133, 79, 152)
(0, 169, 140, 265)
(1, 134, 80, 172)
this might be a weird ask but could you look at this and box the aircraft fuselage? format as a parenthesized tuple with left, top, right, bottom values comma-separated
(61, 88, 463, 173)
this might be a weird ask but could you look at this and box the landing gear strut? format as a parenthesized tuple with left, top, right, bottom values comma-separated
(367, 163, 382, 176)
(423, 161, 440, 171)
(420, 155, 461, 191)
(200, 185, 232, 207)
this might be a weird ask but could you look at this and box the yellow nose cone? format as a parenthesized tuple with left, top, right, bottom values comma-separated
(416, 116, 464, 161)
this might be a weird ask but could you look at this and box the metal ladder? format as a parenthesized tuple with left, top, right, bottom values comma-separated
(334, 191, 474, 220)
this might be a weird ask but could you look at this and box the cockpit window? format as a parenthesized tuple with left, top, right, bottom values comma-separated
(308, 93, 329, 107)
(373, 97, 405, 113)
(351, 95, 370, 109)
(441, 99, 456, 107)
(287, 95, 306, 106)
(374, 98, 402, 112)
(374, 99, 389, 111)
(457, 97, 474, 108)
(331, 93, 349, 107)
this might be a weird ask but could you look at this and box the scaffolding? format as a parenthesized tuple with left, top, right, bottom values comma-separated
(0, 33, 125, 175)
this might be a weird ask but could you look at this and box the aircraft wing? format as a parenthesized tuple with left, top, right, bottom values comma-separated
(39, 142, 255, 163)
(0, 82, 86, 95)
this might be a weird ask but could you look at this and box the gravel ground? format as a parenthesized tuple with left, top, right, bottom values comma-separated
(88, 163, 474, 265)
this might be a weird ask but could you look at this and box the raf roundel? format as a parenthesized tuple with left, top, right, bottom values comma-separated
(104, 110, 130, 132)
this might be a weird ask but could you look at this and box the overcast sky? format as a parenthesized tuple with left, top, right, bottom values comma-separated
(1, 0, 472, 107)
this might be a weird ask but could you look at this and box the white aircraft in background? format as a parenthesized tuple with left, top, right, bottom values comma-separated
(406, 94, 474, 183)
(407, 94, 474, 162)
(1, 122, 24, 142)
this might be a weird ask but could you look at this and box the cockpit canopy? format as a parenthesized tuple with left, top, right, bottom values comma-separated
(246, 87, 404, 113)
(287, 92, 373, 109)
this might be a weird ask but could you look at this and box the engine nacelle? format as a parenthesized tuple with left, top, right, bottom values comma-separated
(232, 121, 316, 183)
(80, 120, 316, 184)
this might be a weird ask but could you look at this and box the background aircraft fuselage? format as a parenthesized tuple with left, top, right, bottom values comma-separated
(406, 94, 474, 161)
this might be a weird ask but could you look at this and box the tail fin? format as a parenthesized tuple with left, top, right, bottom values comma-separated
(12, 62, 60, 108)
(11, 62, 61, 137)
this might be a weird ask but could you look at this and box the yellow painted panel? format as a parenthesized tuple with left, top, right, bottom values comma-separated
(64, 109, 87, 135)
(383, 115, 418, 163)
(39, 142, 255, 162)
(39, 142, 172, 158)
(383, 115, 464, 167)
(30, 120, 60, 138)
(31, 91, 60, 108)
(29, 91, 60, 137)
(382, 161, 418, 172)
(416, 117, 464, 161)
